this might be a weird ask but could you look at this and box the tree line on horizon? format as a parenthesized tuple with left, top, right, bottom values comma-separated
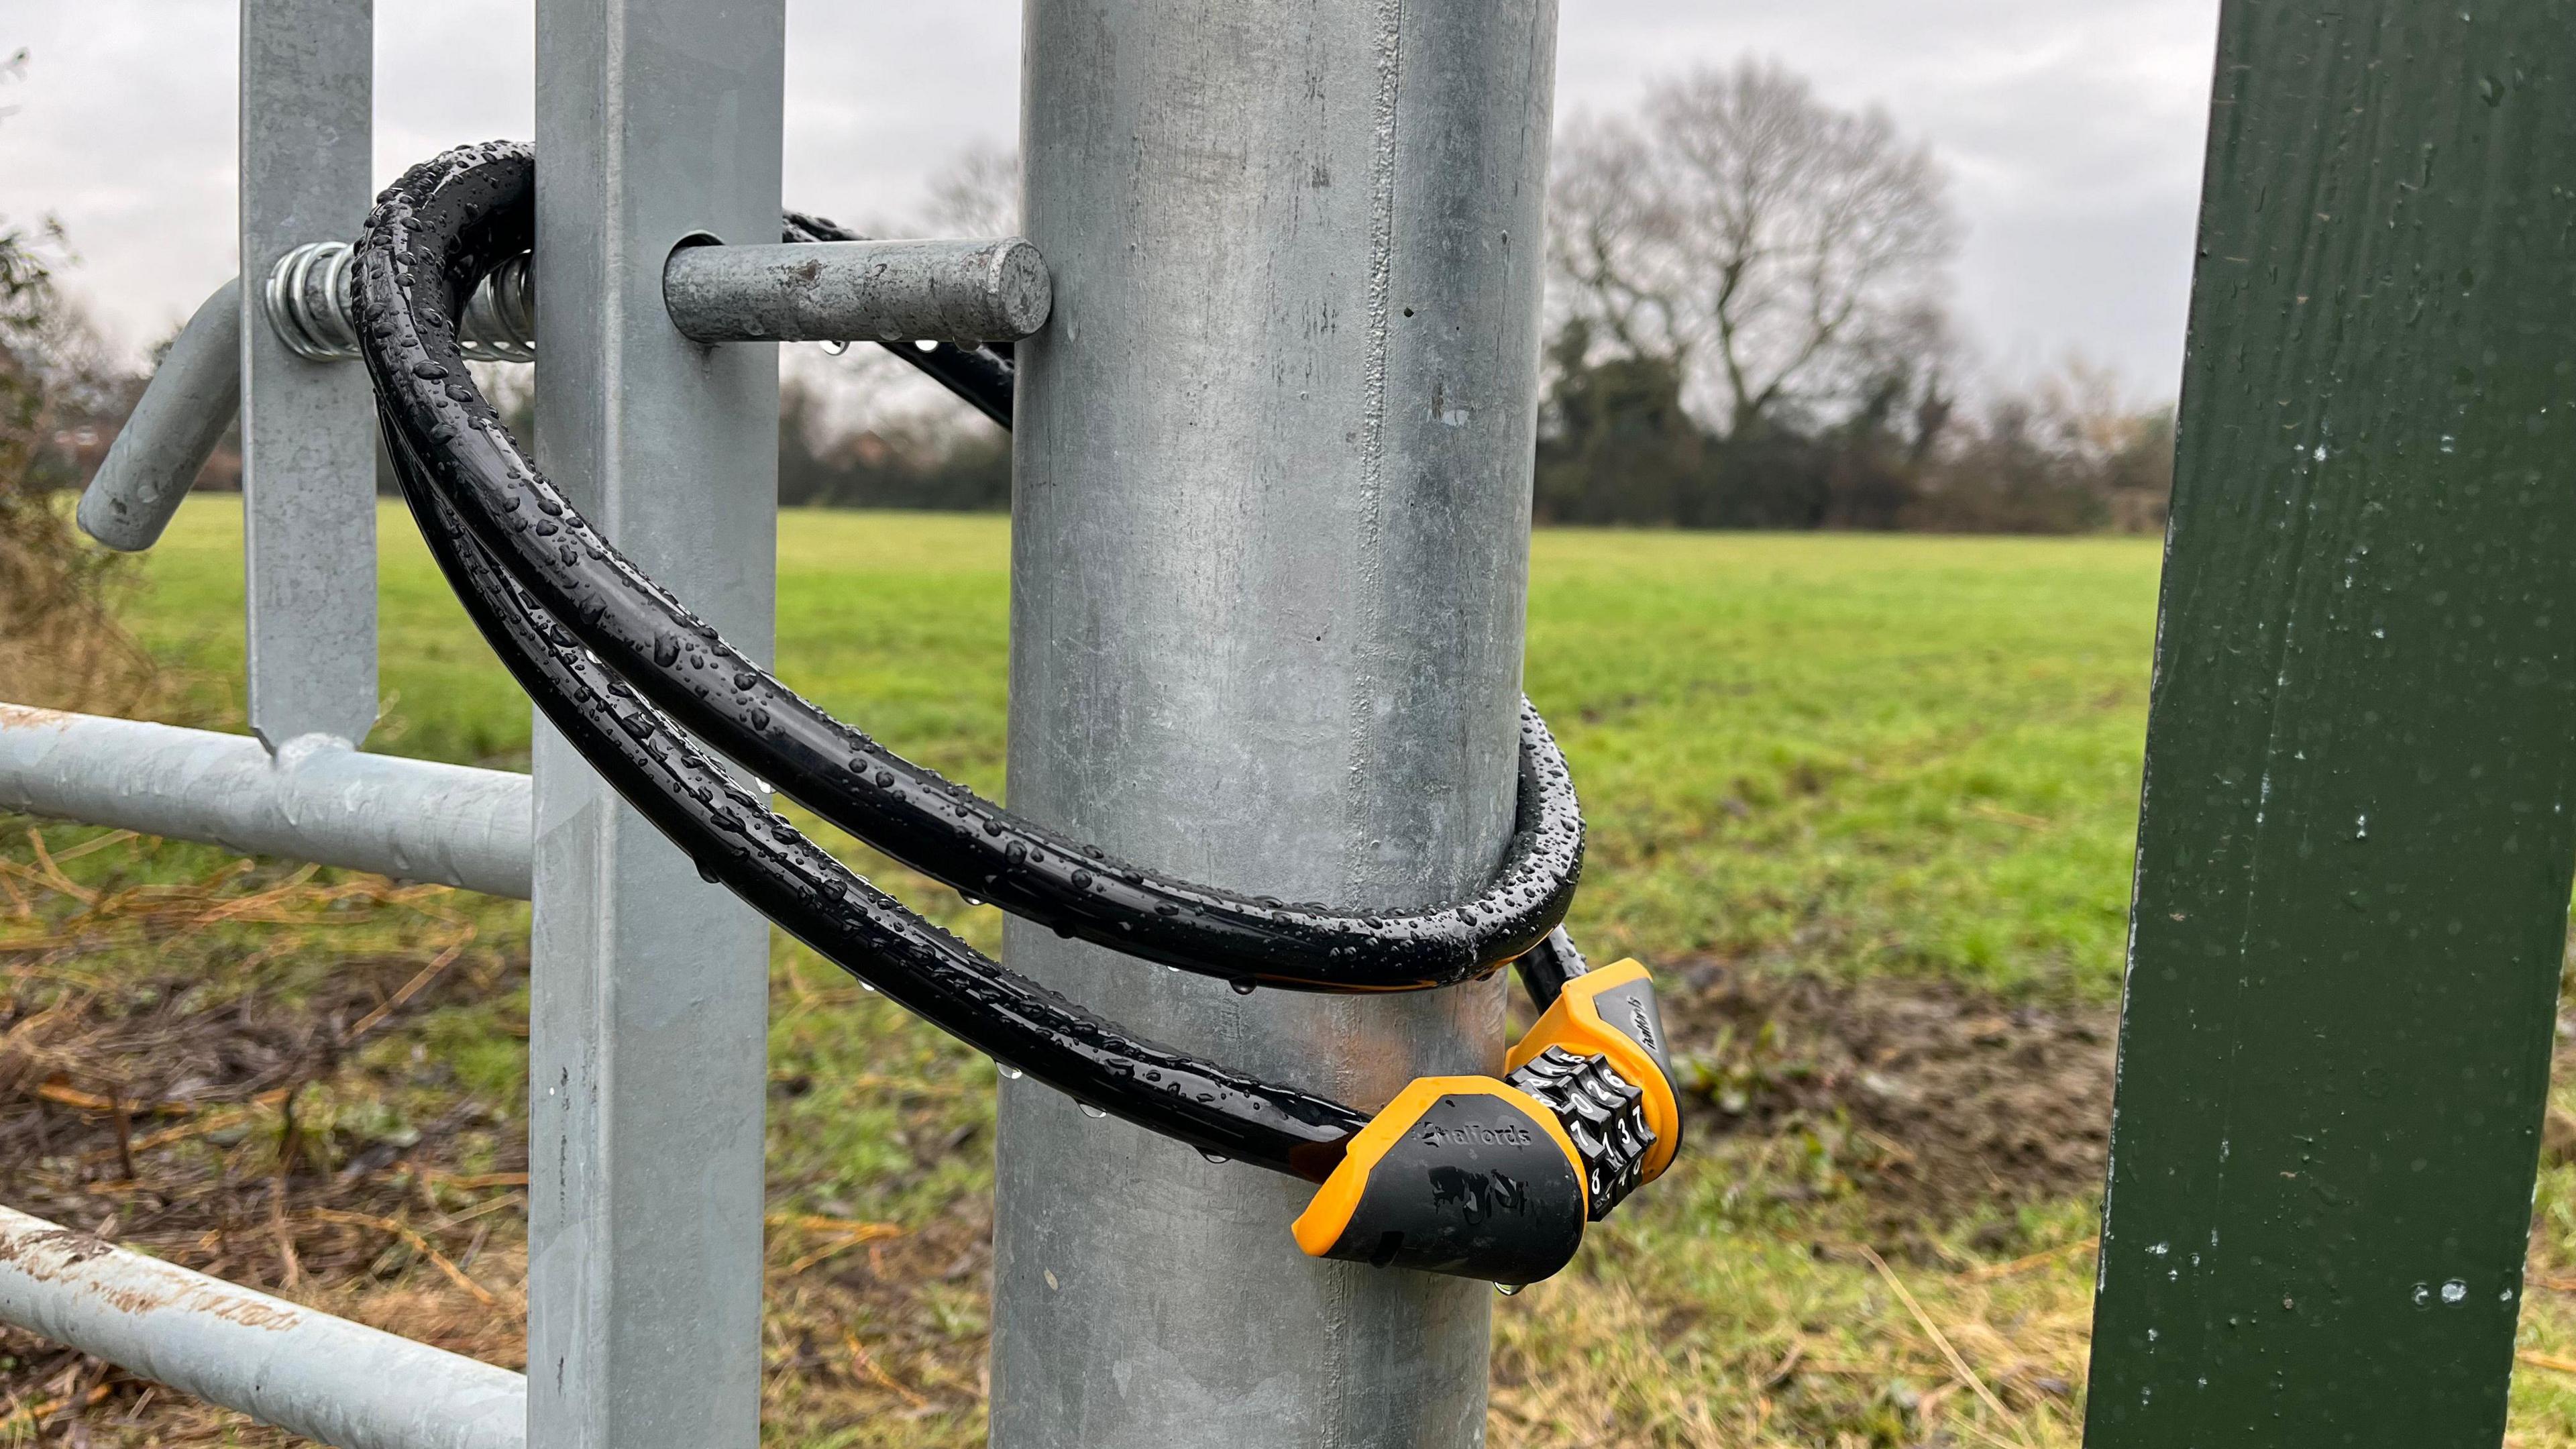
(22, 58, 2171, 536)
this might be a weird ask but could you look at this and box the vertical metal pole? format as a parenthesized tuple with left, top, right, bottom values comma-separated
(526, 5, 781, 1448)
(992, 5, 1558, 1446)
(239, 0, 376, 750)
(2085, 3, 2576, 1444)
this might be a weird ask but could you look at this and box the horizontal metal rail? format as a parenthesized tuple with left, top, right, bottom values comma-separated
(663, 237, 1050, 343)
(264, 235, 1047, 361)
(0, 706, 531, 897)
(0, 1204, 526, 1449)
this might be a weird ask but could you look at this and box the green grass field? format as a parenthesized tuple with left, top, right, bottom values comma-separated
(9, 497, 2575, 1446)
(130, 501, 2164, 1000)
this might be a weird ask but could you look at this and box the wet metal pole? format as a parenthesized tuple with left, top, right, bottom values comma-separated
(239, 0, 376, 751)
(527, 3, 782, 1447)
(993, 3, 1560, 1444)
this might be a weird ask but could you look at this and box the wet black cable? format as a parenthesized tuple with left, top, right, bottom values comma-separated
(384, 405, 1370, 1179)
(357, 142, 1588, 999)
(356, 141, 1393, 1179)
(354, 140, 1617, 1181)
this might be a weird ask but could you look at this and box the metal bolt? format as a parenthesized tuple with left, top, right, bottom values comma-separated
(661, 237, 1052, 345)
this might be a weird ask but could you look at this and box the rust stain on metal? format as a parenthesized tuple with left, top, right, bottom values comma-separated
(0, 1228, 114, 1268)
(0, 704, 75, 733)
(0, 1224, 303, 1329)
(87, 1282, 180, 1316)
(192, 1291, 301, 1330)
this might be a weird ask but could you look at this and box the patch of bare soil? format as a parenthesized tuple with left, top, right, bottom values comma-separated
(0, 958, 522, 1256)
(0, 865, 529, 1440)
(1653, 959, 2120, 1225)
(1651, 960, 2576, 1238)
(0, 853, 989, 1444)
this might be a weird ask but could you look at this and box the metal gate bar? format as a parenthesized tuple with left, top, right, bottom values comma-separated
(82, 237, 1041, 555)
(0, 706, 531, 898)
(524, 3, 783, 1446)
(78, 281, 239, 553)
(239, 0, 377, 751)
(0, 1206, 525, 1449)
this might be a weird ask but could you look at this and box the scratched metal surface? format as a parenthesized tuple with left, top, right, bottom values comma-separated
(0, 1205, 524, 1449)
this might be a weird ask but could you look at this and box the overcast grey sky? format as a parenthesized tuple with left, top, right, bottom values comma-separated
(3, 1, 2220, 395)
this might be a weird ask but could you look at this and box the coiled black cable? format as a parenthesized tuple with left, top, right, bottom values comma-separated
(367, 144, 1585, 997)
(400, 463, 1367, 1174)
(356, 140, 1591, 1179)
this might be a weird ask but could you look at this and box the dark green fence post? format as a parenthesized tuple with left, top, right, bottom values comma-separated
(2085, 3, 2576, 1444)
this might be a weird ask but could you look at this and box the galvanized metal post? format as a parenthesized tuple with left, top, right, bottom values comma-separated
(993, 4, 1559, 1444)
(526, 4, 782, 1448)
(2086, 2, 2576, 1443)
(239, 0, 376, 749)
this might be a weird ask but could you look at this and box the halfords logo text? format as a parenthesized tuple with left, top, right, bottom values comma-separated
(1418, 1120, 1533, 1148)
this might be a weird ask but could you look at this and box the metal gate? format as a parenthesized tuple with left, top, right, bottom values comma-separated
(2, 2, 1552, 1446)
(5, 3, 2571, 1448)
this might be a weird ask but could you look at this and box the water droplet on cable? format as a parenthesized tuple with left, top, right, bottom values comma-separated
(1080, 1104, 1108, 1119)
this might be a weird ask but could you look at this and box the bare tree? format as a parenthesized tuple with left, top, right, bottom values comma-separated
(920, 138, 1020, 237)
(1549, 60, 1958, 437)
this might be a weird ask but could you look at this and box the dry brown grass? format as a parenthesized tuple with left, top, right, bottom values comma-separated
(1486, 1200, 2096, 1449)
(5, 831, 2576, 1448)
(0, 511, 155, 719)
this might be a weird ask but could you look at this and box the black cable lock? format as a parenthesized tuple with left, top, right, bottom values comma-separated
(357, 141, 1679, 1287)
